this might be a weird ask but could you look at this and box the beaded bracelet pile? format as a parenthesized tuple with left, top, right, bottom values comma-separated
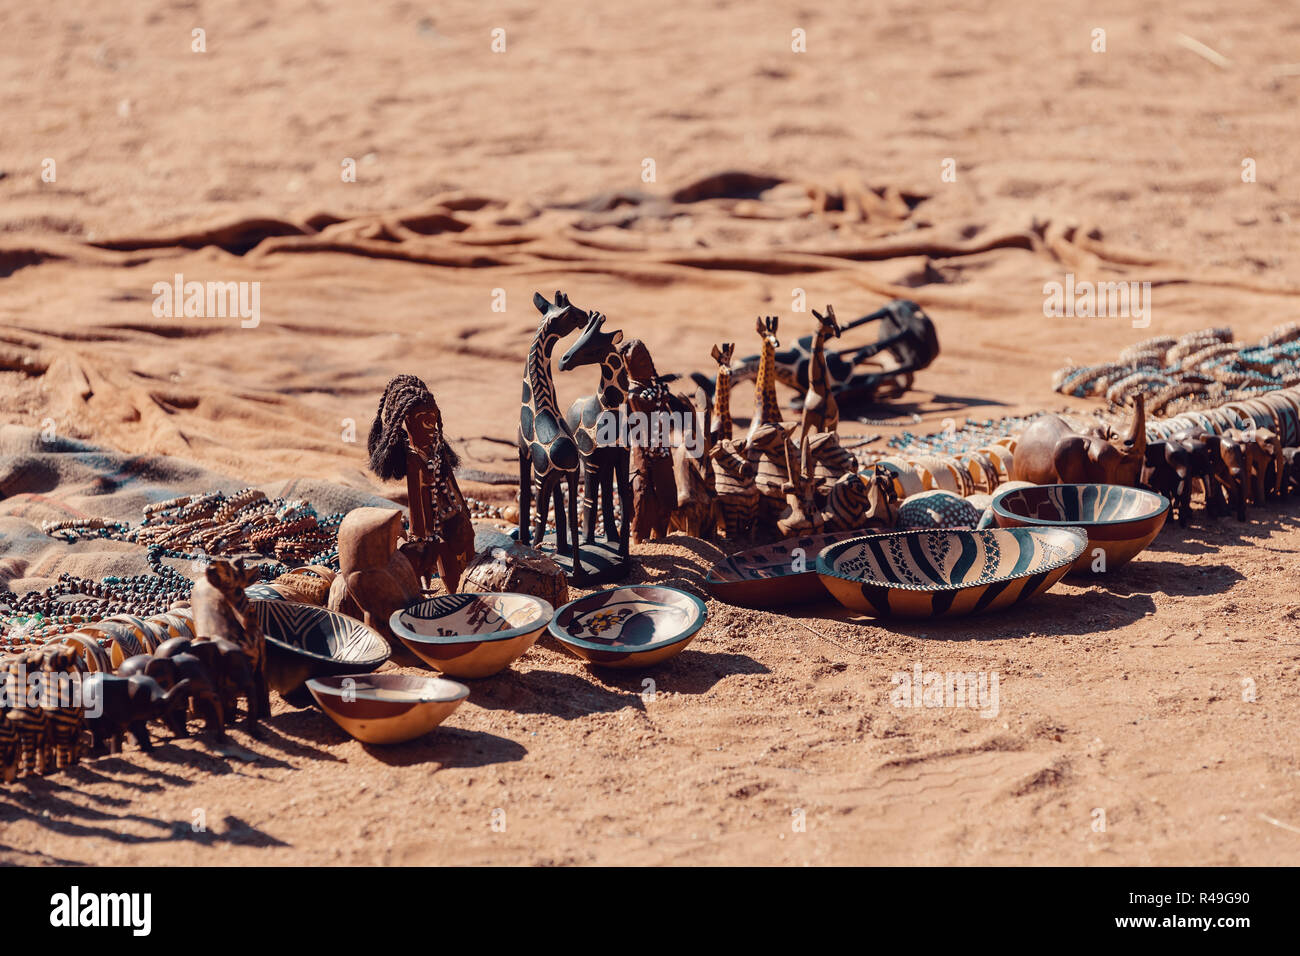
(1054, 322, 1300, 415)
(0, 489, 347, 647)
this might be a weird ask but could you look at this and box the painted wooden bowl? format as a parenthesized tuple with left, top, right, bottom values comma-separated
(549, 586, 707, 668)
(990, 483, 1168, 573)
(389, 592, 553, 678)
(704, 532, 859, 608)
(251, 599, 391, 699)
(816, 527, 1086, 617)
(306, 673, 469, 745)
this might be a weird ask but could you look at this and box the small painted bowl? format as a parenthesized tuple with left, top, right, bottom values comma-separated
(548, 586, 707, 669)
(389, 592, 553, 678)
(251, 600, 392, 699)
(816, 526, 1086, 618)
(307, 673, 469, 745)
(705, 532, 858, 608)
(990, 483, 1168, 573)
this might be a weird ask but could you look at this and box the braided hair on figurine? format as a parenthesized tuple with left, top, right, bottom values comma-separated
(368, 374, 461, 480)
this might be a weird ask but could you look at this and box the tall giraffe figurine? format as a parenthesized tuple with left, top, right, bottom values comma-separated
(710, 342, 735, 442)
(799, 305, 843, 477)
(748, 316, 782, 443)
(518, 291, 588, 581)
(557, 310, 633, 557)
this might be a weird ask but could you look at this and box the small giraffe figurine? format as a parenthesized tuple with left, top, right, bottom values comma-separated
(710, 342, 736, 443)
(800, 306, 842, 453)
(557, 310, 633, 556)
(518, 291, 588, 580)
(748, 316, 783, 443)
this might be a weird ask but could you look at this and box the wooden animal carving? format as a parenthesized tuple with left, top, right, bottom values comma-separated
(823, 466, 899, 532)
(1223, 428, 1271, 509)
(39, 645, 85, 772)
(4, 650, 49, 776)
(622, 338, 679, 543)
(710, 343, 736, 442)
(748, 316, 784, 443)
(368, 374, 476, 592)
(709, 437, 759, 538)
(81, 672, 190, 755)
(1011, 395, 1147, 487)
(776, 428, 824, 538)
(191, 558, 269, 715)
(329, 507, 422, 661)
(120, 640, 226, 740)
(1145, 427, 1225, 525)
(747, 421, 796, 522)
(669, 386, 718, 538)
(0, 712, 18, 783)
(557, 309, 633, 554)
(190, 638, 262, 737)
(518, 291, 589, 579)
(798, 305, 843, 476)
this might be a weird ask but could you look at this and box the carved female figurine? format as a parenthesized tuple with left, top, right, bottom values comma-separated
(368, 375, 476, 593)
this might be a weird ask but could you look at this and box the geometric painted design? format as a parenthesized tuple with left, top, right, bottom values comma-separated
(897, 490, 982, 531)
(816, 526, 1086, 618)
(251, 599, 390, 666)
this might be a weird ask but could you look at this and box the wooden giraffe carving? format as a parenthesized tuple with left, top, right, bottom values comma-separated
(747, 316, 782, 443)
(710, 342, 735, 442)
(800, 305, 842, 446)
(518, 291, 588, 580)
(557, 310, 633, 557)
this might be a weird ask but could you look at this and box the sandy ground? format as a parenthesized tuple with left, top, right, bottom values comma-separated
(1, 0, 1299, 865)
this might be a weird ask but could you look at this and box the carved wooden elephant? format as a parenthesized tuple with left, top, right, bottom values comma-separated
(1145, 427, 1226, 525)
(189, 638, 262, 738)
(1012, 396, 1147, 487)
(82, 673, 191, 755)
(1223, 428, 1272, 509)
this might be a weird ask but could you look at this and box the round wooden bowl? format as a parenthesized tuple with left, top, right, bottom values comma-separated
(548, 586, 707, 669)
(816, 527, 1086, 618)
(251, 599, 391, 700)
(704, 532, 859, 608)
(388, 592, 553, 679)
(306, 673, 469, 745)
(991, 483, 1168, 573)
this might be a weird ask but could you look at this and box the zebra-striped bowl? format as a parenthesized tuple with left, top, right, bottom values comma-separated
(991, 483, 1168, 573)
(816, 527, 1085, 618)
(251, 600, 391, 700)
